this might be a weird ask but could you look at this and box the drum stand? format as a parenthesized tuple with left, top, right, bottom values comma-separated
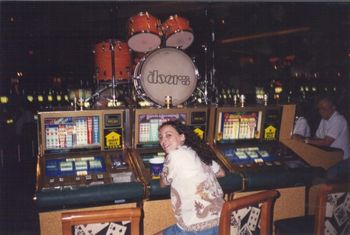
(86, 40, 121, 107)
(202, 44, 209, 104)
(193, 8, 218, 105)
(87, 5, 127, 108)
(108, 40, 119, 107)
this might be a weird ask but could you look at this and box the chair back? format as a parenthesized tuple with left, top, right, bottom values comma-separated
(314, 182, 350, 235)
(61, 207, 141, 235)
(219, 190, 279, 235)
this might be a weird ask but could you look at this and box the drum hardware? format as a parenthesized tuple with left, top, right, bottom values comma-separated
(109, 41, 118, 107)
(73, 97, 77, 111)
(188, 87, 206, 105)
(133, 85, 162, 108)
(201, 44, 209, 105)
(85, 82, 131, 108)
(164, 96, 172, 109)
(202, 8, 218, 105)
(240, 94, 246, 107)
(91, 38, 134, 107)
(264, 93, 268, 106)
(69, 88, 91, 110)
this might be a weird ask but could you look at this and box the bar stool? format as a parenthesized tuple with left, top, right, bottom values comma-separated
(219, 190, 280, 235)
(274, 181, 350, 235)
(61, 207, 141, 235)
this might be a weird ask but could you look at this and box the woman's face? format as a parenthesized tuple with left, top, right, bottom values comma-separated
(158, 125, 185, 154)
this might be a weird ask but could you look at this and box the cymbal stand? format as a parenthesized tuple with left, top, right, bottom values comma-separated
(209, 25, 218, 105)
(203, 7, 218, 105)
(202, 44, 209, 105)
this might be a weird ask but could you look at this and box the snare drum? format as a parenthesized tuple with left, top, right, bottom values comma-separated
(134, 47, 198, 106)
(94, 40, 131, 81)
(162, 15, 194, 50)
(127, 12, 162, 53)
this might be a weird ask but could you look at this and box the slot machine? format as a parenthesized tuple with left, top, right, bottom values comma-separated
(129, 107, 209, 190)
(208, 104, 326, 225)
(35, 109, 144, 234)
(210, 105, 313, 174)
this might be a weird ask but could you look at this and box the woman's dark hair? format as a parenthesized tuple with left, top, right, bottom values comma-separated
(159, 120, 216, 166)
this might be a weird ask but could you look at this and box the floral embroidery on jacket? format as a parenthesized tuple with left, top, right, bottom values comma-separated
(162, 146, 224, 232)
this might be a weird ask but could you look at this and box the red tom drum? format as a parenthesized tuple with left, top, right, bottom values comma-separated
(127, 12, 162, 53)
(162, 15, 194, 50)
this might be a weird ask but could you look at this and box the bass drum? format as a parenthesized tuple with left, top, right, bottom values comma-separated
(134, 47, 198, 106)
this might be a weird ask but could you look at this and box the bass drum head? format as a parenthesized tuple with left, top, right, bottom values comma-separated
(134, 47, 198, 106)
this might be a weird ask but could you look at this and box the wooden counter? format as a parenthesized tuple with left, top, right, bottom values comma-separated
(143, 186, 305, 235)
(279, 104, 343, 170)
(39, 203, 136, 235)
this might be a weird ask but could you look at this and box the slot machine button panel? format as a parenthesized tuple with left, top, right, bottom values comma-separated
(97, 174, 104, 179)
(85, 175, 92, 181)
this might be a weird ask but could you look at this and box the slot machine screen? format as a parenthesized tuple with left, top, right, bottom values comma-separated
(138, 113, 186, 147)
(44, 115, 101, 154)
(216, 110, 263, 143)
(45, 156, 106, 177)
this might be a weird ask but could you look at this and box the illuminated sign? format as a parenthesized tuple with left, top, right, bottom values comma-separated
(264, 125, 277, 140)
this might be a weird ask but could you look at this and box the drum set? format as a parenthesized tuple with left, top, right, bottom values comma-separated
(90, 12, 201, 108)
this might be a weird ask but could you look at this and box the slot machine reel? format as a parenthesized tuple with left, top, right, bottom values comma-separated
(133, 47, 199, 107)
(94, 40, 132, 82)
(127, 12, 162, 53)
(162, 15, 194, 50)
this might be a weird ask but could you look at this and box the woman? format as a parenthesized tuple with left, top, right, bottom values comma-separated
(156, 120, 226, 235)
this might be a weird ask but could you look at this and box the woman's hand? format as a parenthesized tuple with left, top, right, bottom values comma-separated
(159, 174, 167, 188)
(215, 168, 226, 178)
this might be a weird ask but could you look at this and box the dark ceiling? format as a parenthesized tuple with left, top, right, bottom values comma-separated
(1, 1, 349, 89)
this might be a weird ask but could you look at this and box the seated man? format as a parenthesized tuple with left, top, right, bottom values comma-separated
(292, 103, 311, 138)
(303, 96, 350, 179)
